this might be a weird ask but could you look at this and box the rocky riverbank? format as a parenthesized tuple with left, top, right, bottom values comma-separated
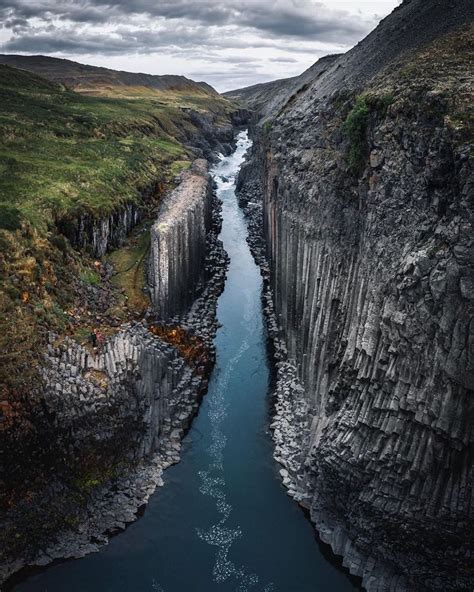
(1, 160, 230, 589)
(236, 141, 315, 508)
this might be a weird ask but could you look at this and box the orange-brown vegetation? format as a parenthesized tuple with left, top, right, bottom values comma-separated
(148, 324, 209, 370)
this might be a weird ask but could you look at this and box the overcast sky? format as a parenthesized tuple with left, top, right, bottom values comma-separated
(0, 0, 402, 91)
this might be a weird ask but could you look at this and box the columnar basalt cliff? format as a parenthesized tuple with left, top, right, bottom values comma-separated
(149, 160, 212, 319)
(237, 1, 473, 590)
(1, 152, 229, 586)
(58, 202, 143, 257)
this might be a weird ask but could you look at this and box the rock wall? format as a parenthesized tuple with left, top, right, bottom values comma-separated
(57, 198, 146, 258)
(1, 153, 229, 586)
(148, 159, 212, 319)
(42, 325, 199, 460)
(237, 10, 473, 592)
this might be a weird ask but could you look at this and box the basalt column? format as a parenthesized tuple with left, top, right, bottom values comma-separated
(149, 159, 212, 320)
(260, 86, 473, 592)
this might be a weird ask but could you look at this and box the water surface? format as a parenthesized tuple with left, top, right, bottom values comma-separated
(15, 131, 358, 592)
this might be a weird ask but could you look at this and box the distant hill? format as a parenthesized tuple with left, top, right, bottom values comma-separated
(226, 0, 472, 122)
(224, 54, 340, 120)
(0, 54, 218, 97)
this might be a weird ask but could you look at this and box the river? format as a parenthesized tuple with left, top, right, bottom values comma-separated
(15, 131, 359, 592)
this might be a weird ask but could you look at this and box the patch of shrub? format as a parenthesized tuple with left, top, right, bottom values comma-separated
(366, 93, 395, 116)
(4, 284, 21, 300)
(0, 204, 22, 230)
(343, 96, 370, 175)
(342, 93, 395, 175)
(0, 232, 11, 252)
(80, 268, 101, 286)
(50, 233, 70, 253)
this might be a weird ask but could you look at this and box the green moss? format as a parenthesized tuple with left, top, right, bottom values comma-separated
(263, 120, 272, 134)
(75, 476, 101, 493)
(343, 96, 370, 175)
(169, 159, 191, 177)
(365, 93, 395, 116)
(73, 326, 93, 346)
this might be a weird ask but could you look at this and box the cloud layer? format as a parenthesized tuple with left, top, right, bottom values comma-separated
(0, 0, 401, 90)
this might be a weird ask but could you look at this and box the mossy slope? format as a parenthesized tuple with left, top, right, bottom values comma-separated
(0, 62, 234, 402)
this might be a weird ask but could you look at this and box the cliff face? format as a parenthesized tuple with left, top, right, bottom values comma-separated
(149, 160, 212, 319)
(224, 54, 340, 122)
(57, 202, 143, 257)
(237, 2, 473, 590)
(1, 157, 228, 585)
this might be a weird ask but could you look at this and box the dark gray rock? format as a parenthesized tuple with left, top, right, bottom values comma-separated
(236, 2, 473, 590)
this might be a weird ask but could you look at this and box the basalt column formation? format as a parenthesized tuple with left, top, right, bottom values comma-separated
(149, 159, 212, 319)
(235, 1, 473, 590)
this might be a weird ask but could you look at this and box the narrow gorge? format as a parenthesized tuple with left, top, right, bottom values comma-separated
(0, 1, 472, 591)
(8, 134, 364, 592)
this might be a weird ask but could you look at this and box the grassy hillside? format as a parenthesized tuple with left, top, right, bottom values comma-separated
(0, 64, 232, 231)
(0, 62, 235, 403)
(0, 54, 217, 96)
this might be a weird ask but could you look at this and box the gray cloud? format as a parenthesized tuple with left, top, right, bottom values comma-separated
(1, 22, 336, 57)
(269, 56, 299, 63)
(0, 0, 390, 89)
(0, 0, 371, 41)
(2, 24, 216, 56)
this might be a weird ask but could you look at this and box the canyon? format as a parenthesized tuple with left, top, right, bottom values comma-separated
(0, 0, 473, 590)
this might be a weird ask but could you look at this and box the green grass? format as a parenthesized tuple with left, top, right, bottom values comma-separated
(79, 268, 101, 286)
(73, 326, 93, 346)
(0, 64, 234, 231)
(106, 222, 151, 313)
(0, 63, 235, 397)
